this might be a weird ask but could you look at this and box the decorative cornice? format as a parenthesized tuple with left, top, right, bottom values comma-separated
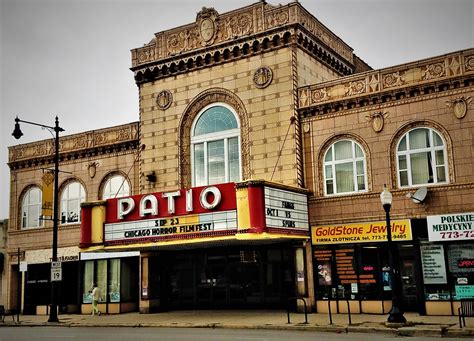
(299, 49, 474, 116)
(8, 122, 139, 170)
(131, 2, 355, 84)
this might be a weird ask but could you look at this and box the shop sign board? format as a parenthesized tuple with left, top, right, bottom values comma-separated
(420, 243, 447, 284)
(104, 183, 237, 242)
(455, 285, 474, 299)
(311, 220, 411, 245)
(264, 187, 308, 230)
(427, 212, 474, 242)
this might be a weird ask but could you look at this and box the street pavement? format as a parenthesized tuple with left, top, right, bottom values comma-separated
(1, 310, 473, 338)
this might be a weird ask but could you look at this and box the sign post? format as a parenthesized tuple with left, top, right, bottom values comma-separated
(51, 261, 62, 282)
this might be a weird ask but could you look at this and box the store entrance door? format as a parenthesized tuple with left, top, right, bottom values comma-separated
(196, 255, 227, 308)
(399, 245, 418, 311)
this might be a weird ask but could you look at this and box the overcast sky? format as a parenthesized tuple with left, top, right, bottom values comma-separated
(1, 0, 473, 219)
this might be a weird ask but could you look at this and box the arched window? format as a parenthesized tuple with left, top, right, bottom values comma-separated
(396, 127, 447, 187)
(60, 181, 86, 224)
(323, 140, 367, 195)
(21, 187, 42, 228)
(191, 104, 241, 186)
(102, 175, 130, 200)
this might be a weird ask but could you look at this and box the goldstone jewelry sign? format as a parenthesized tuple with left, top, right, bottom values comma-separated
(427, 212, 474, 242)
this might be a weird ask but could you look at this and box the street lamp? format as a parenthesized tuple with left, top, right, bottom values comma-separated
(380, 185, 406, 324)
(12, 116, 64, 323)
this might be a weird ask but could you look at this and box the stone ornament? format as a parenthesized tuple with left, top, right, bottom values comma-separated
(197, 7, 218, 46)
(87, 161, 99, 179)
(253, 66, 273, 89)
(446, 96, 472, 119)
(156, 90, 173, 110)
(366, 111, 389, 133)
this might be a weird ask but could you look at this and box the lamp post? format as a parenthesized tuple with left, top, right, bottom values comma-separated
(380, 185, 406, 324)
(12, 116, 64, 323)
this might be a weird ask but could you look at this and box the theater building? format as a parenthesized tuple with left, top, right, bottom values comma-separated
(5, 1, 473, 316)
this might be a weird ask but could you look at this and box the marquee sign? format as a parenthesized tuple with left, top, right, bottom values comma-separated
(104, 183, 237, 243)
(264, 187, 308, 230)
(80, 180, 310, 248)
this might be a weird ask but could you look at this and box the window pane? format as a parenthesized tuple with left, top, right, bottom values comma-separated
(324, 149, 332, 162)
(355, 144, 363, 158)
(437, 166, 446, 182)
(356, 161, 364, 176)
(108, 259, 121, 303)
(325, 165, 332, 179)
(22, 187, 42, 228)
(194, 106, 238, 136)
(400, 171, 409, 187)
(228, 137, 239, 183)
(398, 155, 407, 170)
(83, 261, 94, 303)
(433, 132, 443, 147)
(103, 175, 130, 200)
(435, 150, 445, 166)
(398, 136, 407, 152)
(334, 141, 352, 160)
(61, 182, 85, 224)
(409, 128, 430, 149)
(357, 175, 365, 191)
(96, 260, 107, 303)
(194, 143, 205, 186)
(326, 180, 334, 195)
(335, 163, 354, 193)
(410, 152, 431, 185)
(208, 140, 225, 185)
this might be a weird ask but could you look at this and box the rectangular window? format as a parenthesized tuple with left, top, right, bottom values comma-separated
(83, 261, 94, 303)
(410, 152, 432, 185)
(208, 140, 225, 185)
(335, 163, 354, 193)
(108, 259, 120, 303)
(194, 143, 205, 186)
(228, 137, 239, 183)
(96, 260, 107, 303)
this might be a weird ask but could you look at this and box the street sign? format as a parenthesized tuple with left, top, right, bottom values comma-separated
(51, 261, 62, 282)
(20, 261, 28, 272)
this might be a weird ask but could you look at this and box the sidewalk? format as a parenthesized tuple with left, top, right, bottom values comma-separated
(1, 310, 473, 337)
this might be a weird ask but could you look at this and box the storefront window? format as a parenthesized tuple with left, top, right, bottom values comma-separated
(191, 104, 241, 186)
(313, 244, 390, 300)
(448, 243, 474, 300)
(396, 127, 448, 187)
(96, 259, 107, 303)
(108, 259, 120, 302)
(83, 261, 94, 303)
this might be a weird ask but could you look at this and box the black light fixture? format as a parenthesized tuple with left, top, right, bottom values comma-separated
(12, 116, 64, 323)
(380, 185, 406, 324)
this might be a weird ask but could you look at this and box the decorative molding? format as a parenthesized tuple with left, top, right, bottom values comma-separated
(156, 90, 173, 110)
(446, 96, 472, 119)
(298, 49, 474, 110)
(253, 66, 273, 89)
(131, 2, 354, 84)
(178, 88, 250, 188)
(131, 2, 353, 67)
(8, 122, 139, 169)
(365, 111, 389, 133)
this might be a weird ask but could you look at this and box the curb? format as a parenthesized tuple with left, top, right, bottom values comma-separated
(2, 320, 474, 337)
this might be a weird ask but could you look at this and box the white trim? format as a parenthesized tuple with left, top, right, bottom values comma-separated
(80, 251, 140, 261)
